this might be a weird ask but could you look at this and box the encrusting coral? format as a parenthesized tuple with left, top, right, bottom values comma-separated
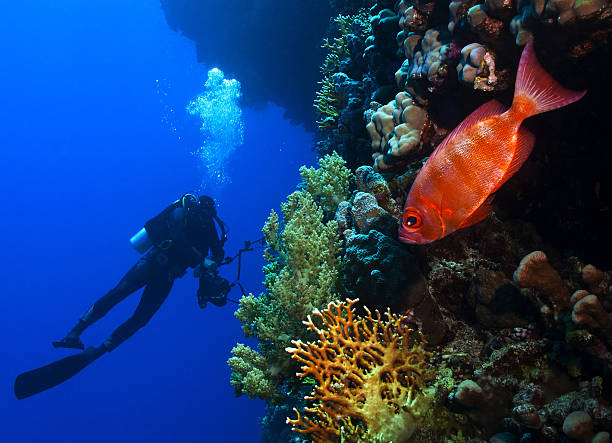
(229, 153, 352, 401)
(286, 298, 435, 443)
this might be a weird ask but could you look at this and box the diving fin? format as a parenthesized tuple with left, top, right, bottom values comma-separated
(14, 345, 106, 399)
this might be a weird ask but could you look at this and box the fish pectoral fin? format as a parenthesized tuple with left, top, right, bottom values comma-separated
(457, 195, 494, 229)
(498, 126, 536, 187)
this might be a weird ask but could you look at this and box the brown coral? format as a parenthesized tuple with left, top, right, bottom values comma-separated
(513, 251, 571, 316)
(286, 299, 434, 442)
(582, 263, 612, 296)
(572, 294, 612, 347)
(365, 92, 433, 172)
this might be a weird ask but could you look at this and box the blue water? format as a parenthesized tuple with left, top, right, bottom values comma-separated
(0, 1, 316, 441)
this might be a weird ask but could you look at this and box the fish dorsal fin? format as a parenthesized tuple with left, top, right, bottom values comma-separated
(453, 99, 507, 134)
(457, 194, 495, 229)
(436, 100, 506, 151)
(497, 125, 536, 188)
(427, 100, 507, 171)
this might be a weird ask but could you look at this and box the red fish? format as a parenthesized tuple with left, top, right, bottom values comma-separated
(399, 38, 586, 244)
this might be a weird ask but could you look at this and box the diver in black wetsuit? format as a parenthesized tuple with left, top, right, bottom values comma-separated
(52, 193, 230, 356)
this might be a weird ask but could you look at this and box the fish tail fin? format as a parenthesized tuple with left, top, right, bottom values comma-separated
(513, 37, 586, 117)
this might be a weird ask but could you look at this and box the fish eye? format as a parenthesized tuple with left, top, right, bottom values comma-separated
(403, 210, 422, 229)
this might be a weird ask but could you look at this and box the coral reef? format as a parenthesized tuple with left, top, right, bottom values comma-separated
(228, 0, 611, 440)
(572, 293, 612, 347)
(354, 165, 402, 217)
(396, 28, 456, 93)
(286, 299, 435, 442)
(313, 0, 611, 263)
(513, 250, 571, 317)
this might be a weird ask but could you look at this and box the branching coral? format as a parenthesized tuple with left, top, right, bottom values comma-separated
(321, 11, 371, 76)
(314, 77, 342, 130)
(286, 299, 434, 443)
(235, 190, 343, 377)
(315, 10, 372, 129)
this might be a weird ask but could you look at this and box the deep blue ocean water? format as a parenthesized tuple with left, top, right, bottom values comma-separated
(0, 1, 316, 441)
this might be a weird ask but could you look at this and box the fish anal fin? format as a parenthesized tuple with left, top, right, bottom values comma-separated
(458, 195, 494, 229)
(498, 126, 536, 187)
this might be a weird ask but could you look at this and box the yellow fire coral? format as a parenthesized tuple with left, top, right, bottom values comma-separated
(286, 299, 434, 442)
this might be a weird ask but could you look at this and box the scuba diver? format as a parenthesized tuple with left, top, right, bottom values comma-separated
(15, 193, 232, 399)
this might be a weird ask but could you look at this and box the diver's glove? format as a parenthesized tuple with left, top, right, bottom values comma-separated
(193, 258, 216, 279)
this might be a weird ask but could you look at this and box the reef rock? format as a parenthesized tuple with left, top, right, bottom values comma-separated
(344, 230, 447, 343)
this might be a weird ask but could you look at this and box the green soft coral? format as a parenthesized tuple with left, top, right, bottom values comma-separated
(299, 151, 352, 213)
(231, 154, 350, 401)
(228, 343, 279, 402)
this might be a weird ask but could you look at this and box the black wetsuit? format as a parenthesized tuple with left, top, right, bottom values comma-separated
(73, 198, 224, 351)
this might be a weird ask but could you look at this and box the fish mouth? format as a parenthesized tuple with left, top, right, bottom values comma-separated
(398, 227, 435, 244)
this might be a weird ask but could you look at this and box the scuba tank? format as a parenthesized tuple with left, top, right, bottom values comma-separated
(129, 228, 153, 254)
(128, 195, 190, 253)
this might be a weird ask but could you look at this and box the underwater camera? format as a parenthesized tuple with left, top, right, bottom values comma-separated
(197, 269, 231, 308)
